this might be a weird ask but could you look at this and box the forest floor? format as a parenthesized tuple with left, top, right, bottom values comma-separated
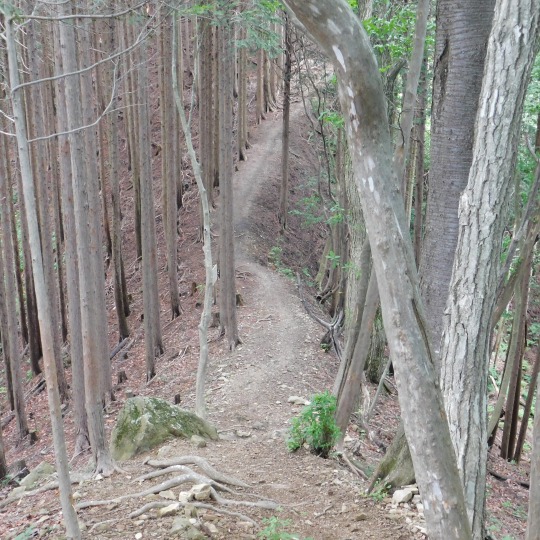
(0, 93, 533, 539)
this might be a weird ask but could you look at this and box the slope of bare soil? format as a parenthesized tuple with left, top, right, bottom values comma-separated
(0, 96, 533, 540)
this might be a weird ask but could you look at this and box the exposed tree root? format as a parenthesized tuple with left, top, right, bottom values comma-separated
(88, 519, 120, 534)
(76, 458, 280, 534)
(0, 473, 91, 510)
(143, 456, 250, 487)
(127, 500, 257, 525)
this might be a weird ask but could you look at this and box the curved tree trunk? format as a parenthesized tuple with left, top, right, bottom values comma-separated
(284, 2, 471, 537)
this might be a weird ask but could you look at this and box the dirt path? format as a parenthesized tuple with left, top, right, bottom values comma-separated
(0, 108, 416, 540)
(189, 108, 414, 539)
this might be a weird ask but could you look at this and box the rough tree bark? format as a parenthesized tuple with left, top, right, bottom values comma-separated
(283, 2, 471, 537)
(440, 1, 540, 537)
(419, 0, 495, 353)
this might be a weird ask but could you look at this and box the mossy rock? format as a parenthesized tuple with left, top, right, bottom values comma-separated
(110, 397, 218, 461)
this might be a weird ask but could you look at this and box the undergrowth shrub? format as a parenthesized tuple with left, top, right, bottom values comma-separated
(287, 391, 341, 458)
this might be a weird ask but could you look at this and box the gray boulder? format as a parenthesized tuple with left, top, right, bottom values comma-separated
(110, 397, 218, 461)
(19, 461, 56, 490)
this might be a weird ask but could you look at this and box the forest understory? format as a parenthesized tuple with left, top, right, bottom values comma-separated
(0, 73, 534, 539)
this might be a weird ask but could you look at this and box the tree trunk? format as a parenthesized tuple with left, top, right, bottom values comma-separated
(278, 12, 292, 231)
(5, 17, 80, 538)
(26, 22, 68, 402)
(0, 136, 29, 440)
(78, 11, 113, 402)
(526, 366, 540, 539)
(440, 2, 540, 536)
(284, 2, 471, 537)
(57, 3, 114, 475)
(500, 249, 531, 459)
(514, 333, 540, 463)
(138, 39, 164, 381)
(218, 18, 241, 351)
(173, 17, 215, 419)
(419, 0, 495, 355)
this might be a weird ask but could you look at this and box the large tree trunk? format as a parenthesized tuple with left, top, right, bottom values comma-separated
(419, 0, 495, 354)
(51, 18, 90, 455)
(440, 1, 540, 537)
(284, 2, 471, 537)
(372, 0, 496, 513)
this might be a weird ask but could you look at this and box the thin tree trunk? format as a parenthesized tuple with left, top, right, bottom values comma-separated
(278, 13, 292, 231)
(526, 364, 540, 539)
(218, 19, 241, 351)
(514, 340, 540, 462)
(413, 62, 426, 265)
(5, 17, 80, 538)
(26, 23, 68, 401)
(0, 146, 29, 439)
(51, 18, 90, 455)
(138, 39, 163, 381)
(173, 17, 214, 419)
(160, 15, 181, 319)
(500, 249, 531, 459)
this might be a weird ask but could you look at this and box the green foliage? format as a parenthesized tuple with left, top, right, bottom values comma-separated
(318, 110, 344, 129)
(236, 0, 282, 57)
(363, 5, 418, 72)
(287, 391, 341, 458)
(14, 527, 36, 540)
(320, 342, 331, 353)
(268, 246, 294, 279)
(365, 480, 391, 502)
(326, 203, 345, 226)
(326, 250, 341, 269)
(258, 516, 313, 540)
(289, 193, 324, 228)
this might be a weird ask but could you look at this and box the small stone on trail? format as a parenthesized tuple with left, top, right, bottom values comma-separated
(236, 430, 251, 438)
(287, 396, 310, 406)
(392, 488, 415, 504)
(191, 483, 212, 501)
(191, 435, 207, 448)
(158, 503, 180, 517)
(354, 513, 368, 521)
(159, 490, 177, 500)
(157, 445, 175, 458)
(135, 532, 143, 539)
(184, 504, 197, 518)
